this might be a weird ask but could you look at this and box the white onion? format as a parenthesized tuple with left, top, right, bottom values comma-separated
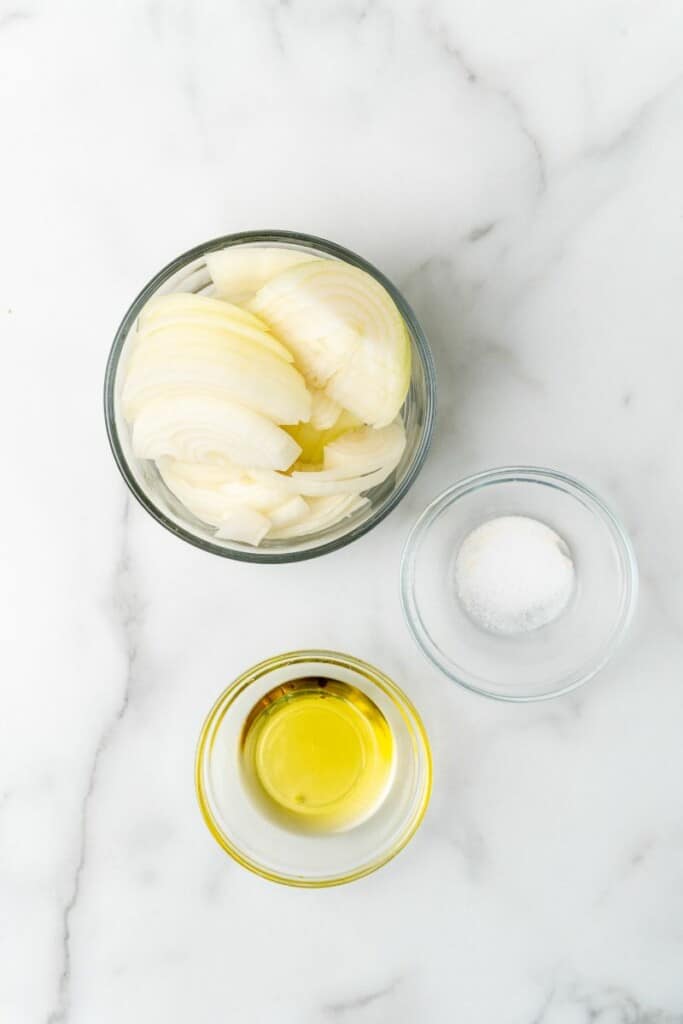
(207, 247, 318, 303)
(324, 420, 405, 475)
(309, 389, 341, 430)
(138, 293, 293, 363)
(214, 507, 271, 545)
(267, 495, 368, 539)
(268, 495, 310, 529)
(250, 261, 410, 425)
(132, 394, 301, 470)
(122, 327, 310, 424)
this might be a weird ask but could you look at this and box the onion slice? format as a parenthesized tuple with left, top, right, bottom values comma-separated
(323, 421, 406, 475)
(138, 293, 293, 363)
(268, 495, 310, 529)
(309, 389, 341, 430)
(132, 394, 301, 471)
(122, 327, 310, 424)
(250, 261, 410, 424)
(283, 421, 406, 496)
(207, 247, 319, 303)
(268, 494, 368, 539)
(214, 507, 271, 545)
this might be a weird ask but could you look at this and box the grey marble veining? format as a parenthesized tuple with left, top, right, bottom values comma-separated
(1, 1, 683, 1021)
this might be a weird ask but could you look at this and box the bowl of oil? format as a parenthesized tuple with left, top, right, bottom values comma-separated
(195, 650, 432, 886)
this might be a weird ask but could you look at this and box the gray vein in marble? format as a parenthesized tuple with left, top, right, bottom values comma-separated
(45, 498, 142, 1024)
(324, 976, 400, 1018)
(145, 0, 161, 36)
(468, 222, 497, 243)
(585, 73, 683, 162)
(518, 75, 683, 279)
(595, 825, 683, 910)
(470, 338, 545, 392)
(532, 982, 683, 1023)
(422, 13, 547, 194)
(142, 0, 214, 159)
(0, 8, 32, 29)
(263, 0, 287, 56)
(627, 835, 657, 871)
(399, 255, 483, 330)
(264, 0, 393, 53)
(405, 77, 683, 328)
(425, 816, 489, 882)
(530, 986, 557, 1024)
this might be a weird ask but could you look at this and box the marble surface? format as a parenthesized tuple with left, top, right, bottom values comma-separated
(2, 1, 683, 1021)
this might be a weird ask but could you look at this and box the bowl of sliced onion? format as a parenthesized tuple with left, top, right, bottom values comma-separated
(104, 230, 436, 562)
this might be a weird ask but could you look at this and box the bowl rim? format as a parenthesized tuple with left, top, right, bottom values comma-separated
(103, 229, 436, 563)
(400, 466, 639, 703)
(194, 649, 433, 887)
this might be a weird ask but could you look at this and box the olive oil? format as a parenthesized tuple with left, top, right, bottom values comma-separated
(284, 411, 362, 467)
(240, 677, 395, 834)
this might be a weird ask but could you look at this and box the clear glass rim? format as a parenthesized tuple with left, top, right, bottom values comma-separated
(194, 649, 433, 887)
(104, 229, 436, 563)
(400, 466, 639, 703)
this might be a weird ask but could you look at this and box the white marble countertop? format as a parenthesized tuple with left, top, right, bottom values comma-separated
(3, 2, 683, 1021)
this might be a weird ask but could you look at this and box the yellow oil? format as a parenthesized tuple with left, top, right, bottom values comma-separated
(285, 411, 362, 467)
(240, 677, 395, 834)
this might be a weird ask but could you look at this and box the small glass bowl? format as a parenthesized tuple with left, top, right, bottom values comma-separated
(195, 650, 432, 887)
(104, 230, 435, 563)
(401, 467, 638, 702)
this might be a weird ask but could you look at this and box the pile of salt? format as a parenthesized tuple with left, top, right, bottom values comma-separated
(454, 515, 575, 635)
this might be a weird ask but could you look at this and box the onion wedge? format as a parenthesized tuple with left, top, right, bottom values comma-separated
(207, 246, 319, 303)
(132, 394, 301, 470)
(122, 327, 310, 424)
(250, 261, 410, 424)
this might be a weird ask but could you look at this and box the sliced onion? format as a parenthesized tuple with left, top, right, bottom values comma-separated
(159, 457, 291, 532)
(138, 293, 293, 363)
(268, 495, 368, 540)
(268, 495, 310, 529)
(309, 389, 341, 430)
(142, 292, 264, 330)
(250, 263, 360, 386)
(159, 460, 239, 525)
(122, 327, 310, 424)
(287, 466, 389, 496)
(132, 394, 301, 470)
(284, 410, 360, 469)
(157, 456, 242, 488)
(206, 247, 319, 303)
(250, 261, 410, 424)
(324, 335, 410, 428)
(214, 507, 271, 545)
(323, 420, 406, 475)
(281, 421, 405, 496)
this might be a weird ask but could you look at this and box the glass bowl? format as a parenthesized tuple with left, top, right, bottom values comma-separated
(195, 650, 432, 887)
(401, 467, 638, 702)
(104, 230, 435, 563)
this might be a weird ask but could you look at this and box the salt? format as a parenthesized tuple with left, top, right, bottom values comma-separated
(454, 515, 575, 635)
